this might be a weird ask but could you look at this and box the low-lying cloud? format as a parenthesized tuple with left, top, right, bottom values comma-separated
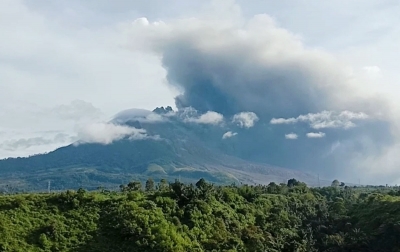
(222, 131, 238, 139)
(112, 108, 167, 124)
(183, 111, 224, 125)
(0, 133, 73, 151)
(270, 111, 369, 129)
(232, 112, 259, 128)
(75, 122, 153, 145)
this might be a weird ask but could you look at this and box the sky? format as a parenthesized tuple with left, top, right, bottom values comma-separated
(1, 0, 400, 184)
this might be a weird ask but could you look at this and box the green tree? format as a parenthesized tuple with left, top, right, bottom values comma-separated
(287, 178, 300, 187)
(331, 179, 340, 187)
(145, 178, 155, 192)
(127, 181, 142, 191)
(158, 179, 169, 191)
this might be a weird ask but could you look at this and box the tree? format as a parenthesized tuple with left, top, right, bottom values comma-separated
(158, 179, 169, 191)
(145, 178, 155, 192)
(287, 178, 300, 187)
(119, 184, 126, 192)
(195, 178, 207, 189)
(127, 181, 142, 191)
(195, 178, 214, 200)
(267, 182, 279, 194)
(331, 180, 340, 187)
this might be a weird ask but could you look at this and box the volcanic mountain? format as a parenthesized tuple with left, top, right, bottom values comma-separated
(0, 107, 316, 191)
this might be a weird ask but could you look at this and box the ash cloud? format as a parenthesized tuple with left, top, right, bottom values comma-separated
(123, 8, 398, 184)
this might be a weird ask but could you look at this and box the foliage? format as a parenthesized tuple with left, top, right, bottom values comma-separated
(0, 179, 399, 251)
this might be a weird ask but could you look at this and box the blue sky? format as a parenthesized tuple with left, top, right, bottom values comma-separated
(1, 0, 400, 184)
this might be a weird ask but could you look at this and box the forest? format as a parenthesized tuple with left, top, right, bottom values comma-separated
(0, 178, 400, 251)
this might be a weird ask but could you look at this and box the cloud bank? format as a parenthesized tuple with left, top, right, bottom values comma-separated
(0, 133, 74, 151)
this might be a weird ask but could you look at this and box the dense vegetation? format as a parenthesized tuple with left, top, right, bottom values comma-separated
(1, 178, 400, 251)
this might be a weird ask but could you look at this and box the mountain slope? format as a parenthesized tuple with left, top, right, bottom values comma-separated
(0, 108, 316, 191)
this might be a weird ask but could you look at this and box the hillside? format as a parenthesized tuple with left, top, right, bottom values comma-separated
(0, 107, 316, 192)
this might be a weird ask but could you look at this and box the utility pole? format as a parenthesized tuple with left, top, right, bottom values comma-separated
(318, 174, 320, 188)
(47, 181, 51, 193)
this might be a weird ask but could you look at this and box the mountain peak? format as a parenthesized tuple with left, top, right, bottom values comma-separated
(153, 106, 174, 114)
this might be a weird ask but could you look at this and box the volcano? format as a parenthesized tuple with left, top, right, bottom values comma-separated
(0, 107, 316, 191)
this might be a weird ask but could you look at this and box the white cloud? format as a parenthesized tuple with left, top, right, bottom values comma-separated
(363, 65, 381, 74)
(232, 112, 259, 128)
(0, 130, 77, 158)
(0, 133, 74, 151)
(361, 66, 382, 81)
(306, 132, 326, 138)
(285, 133, 298, 140)
(0, 100, 105, 158)
(271, 110, 369, 129)
(184, 111, 224, 125)
(75, 122, 149, 145)
(269, 118, 298, 124)
(222, 131, 238, 139)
